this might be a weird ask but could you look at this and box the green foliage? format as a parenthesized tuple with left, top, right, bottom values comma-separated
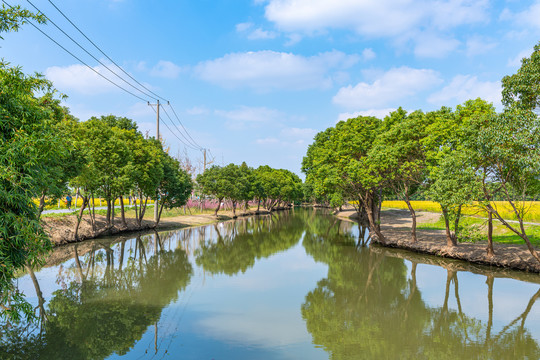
(0, 64, 57, 322)
(158, 154, 193, 213)
(502, 42, 540, 111)
(302, 115, 381, 206)
(0, 4, 45, 39)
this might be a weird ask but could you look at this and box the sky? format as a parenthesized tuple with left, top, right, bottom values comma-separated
(2, 0, 540, 176)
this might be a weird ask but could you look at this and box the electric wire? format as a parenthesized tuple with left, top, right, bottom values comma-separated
(26, 0, 157, 101)
(6, 0, 209, 156)
(149, 105, 200, 150)
(168, 103, 203, 150)
(2, 0, 150, 102)
(160, 105, 201, 150)
(47, 0, 169, 102)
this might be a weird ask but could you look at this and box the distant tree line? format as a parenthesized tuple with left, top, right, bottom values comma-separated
(196, 163, 303, 217)
(302, 42, 540, 263)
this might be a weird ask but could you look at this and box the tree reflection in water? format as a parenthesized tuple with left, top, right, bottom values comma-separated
(2, 209, 540, 359)
(301, 213, 540, 359)
(0, 231, 193, 359)
(195, 211, 305, 275)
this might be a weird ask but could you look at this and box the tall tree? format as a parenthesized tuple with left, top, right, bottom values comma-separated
(368, 108, 429, 243)
(502, 43, 540, 111)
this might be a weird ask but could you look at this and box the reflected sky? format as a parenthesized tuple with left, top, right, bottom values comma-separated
(4, 209, 540, 359)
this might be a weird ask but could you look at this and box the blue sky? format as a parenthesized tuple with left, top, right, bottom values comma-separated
(2, 0, 540, 176)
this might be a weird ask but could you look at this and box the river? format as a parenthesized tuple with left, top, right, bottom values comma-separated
(2, 208, 540, 359)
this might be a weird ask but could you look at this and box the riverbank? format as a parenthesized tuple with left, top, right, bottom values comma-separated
(336, 208, 540, 273)
(42, 208, 272, 246)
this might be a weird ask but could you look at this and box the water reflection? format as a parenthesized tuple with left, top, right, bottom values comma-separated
(1, 209, 540, 359)
(302, 214, 540, 359)
(195, 211, 305, 275)
(0, 231, 193, 359)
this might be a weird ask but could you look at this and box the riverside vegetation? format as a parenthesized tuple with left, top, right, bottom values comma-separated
(0, 6, 303, 323)
(302, 42, 540, 264)
(3, 2, 540, 328)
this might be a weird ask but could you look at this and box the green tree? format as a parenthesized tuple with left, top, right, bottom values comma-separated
(302, 116, 386, 242)
(502, 42, 540, 111)
(0, 4, 45, 38)
(472, 108, 540, 262)
(368, 108, 429, 243)
(155, 153, 193, 224)
(0, 64, 64, 321)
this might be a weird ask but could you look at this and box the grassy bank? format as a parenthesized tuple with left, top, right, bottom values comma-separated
(380, 202, 540, 245)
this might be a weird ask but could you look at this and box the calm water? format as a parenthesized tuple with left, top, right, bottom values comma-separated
(3, 208, 540, 359)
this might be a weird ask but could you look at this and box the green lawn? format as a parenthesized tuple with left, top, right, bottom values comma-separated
(416, 214, 540, 246)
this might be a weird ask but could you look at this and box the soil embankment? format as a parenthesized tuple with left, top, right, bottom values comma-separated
(42, 208, 271, 246)
(336, 208, 540, 273)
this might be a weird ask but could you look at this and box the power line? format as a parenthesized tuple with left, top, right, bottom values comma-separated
(47, 0, 169, 102)
(26, 0, 158, 101)
(161, 105, 202, 150)
(149, 105, 200, 151)
(168, 103, 203, 150)
(7, 0, 207, 153)
(2, 0, 151, 102)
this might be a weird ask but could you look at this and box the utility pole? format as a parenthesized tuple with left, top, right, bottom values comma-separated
(148, 100, 161, 222)
(200, 149, 214, 212)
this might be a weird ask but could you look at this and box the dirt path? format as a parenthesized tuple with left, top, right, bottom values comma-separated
(336, 208, 540, 273)
(42, 208, 271, 246)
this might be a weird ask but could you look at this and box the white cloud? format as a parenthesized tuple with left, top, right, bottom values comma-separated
(247, 28, 278, 40)
(428, 75, 502, 108)
(333, 66, 442, 109)
(280, 127, 317, 139)
(215, 106, 283, 128)
(507, 48, 533, 68)
(337, 109, 396, 122)
(150, 60, 183, 79)
(502, 1, 540, 29)
(284, 33, 302, 46)
(413, 33, 460, 58)
(236, 22, 253, 32)
(236, 22, 278, 40)
(465, 36, 497, 57)
(186, 106, 210, 115)
(362, 48, 376, 61)
(45, 64, 118, 95)
(194, 50, 359, 90)
(263, 0, 489, 37)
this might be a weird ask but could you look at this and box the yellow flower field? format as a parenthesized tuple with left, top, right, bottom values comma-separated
(382, 200, 540, 223)
(33, 197, 131, 210)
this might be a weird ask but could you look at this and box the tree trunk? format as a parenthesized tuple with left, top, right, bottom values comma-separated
(453, 205, 462, 242)
(111, 198, 115, 226)
(404, 195, 417, 243)
(442, 207, 456, 247)
(232, 201, 237, 218)
(214, 198, 222, 216)
(74, 196, 88, 240)
(257, 198, 261, 212)
(486, 210, 494, 257)
(119, 195, 127, 227)
(363, 193, 386, 244)
(106, 199, 111, 226)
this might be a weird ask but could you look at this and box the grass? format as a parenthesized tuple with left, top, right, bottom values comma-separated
(382, 200, 540, 223)
(415, 213, 540, 246)
(40, 204, 223, 220)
